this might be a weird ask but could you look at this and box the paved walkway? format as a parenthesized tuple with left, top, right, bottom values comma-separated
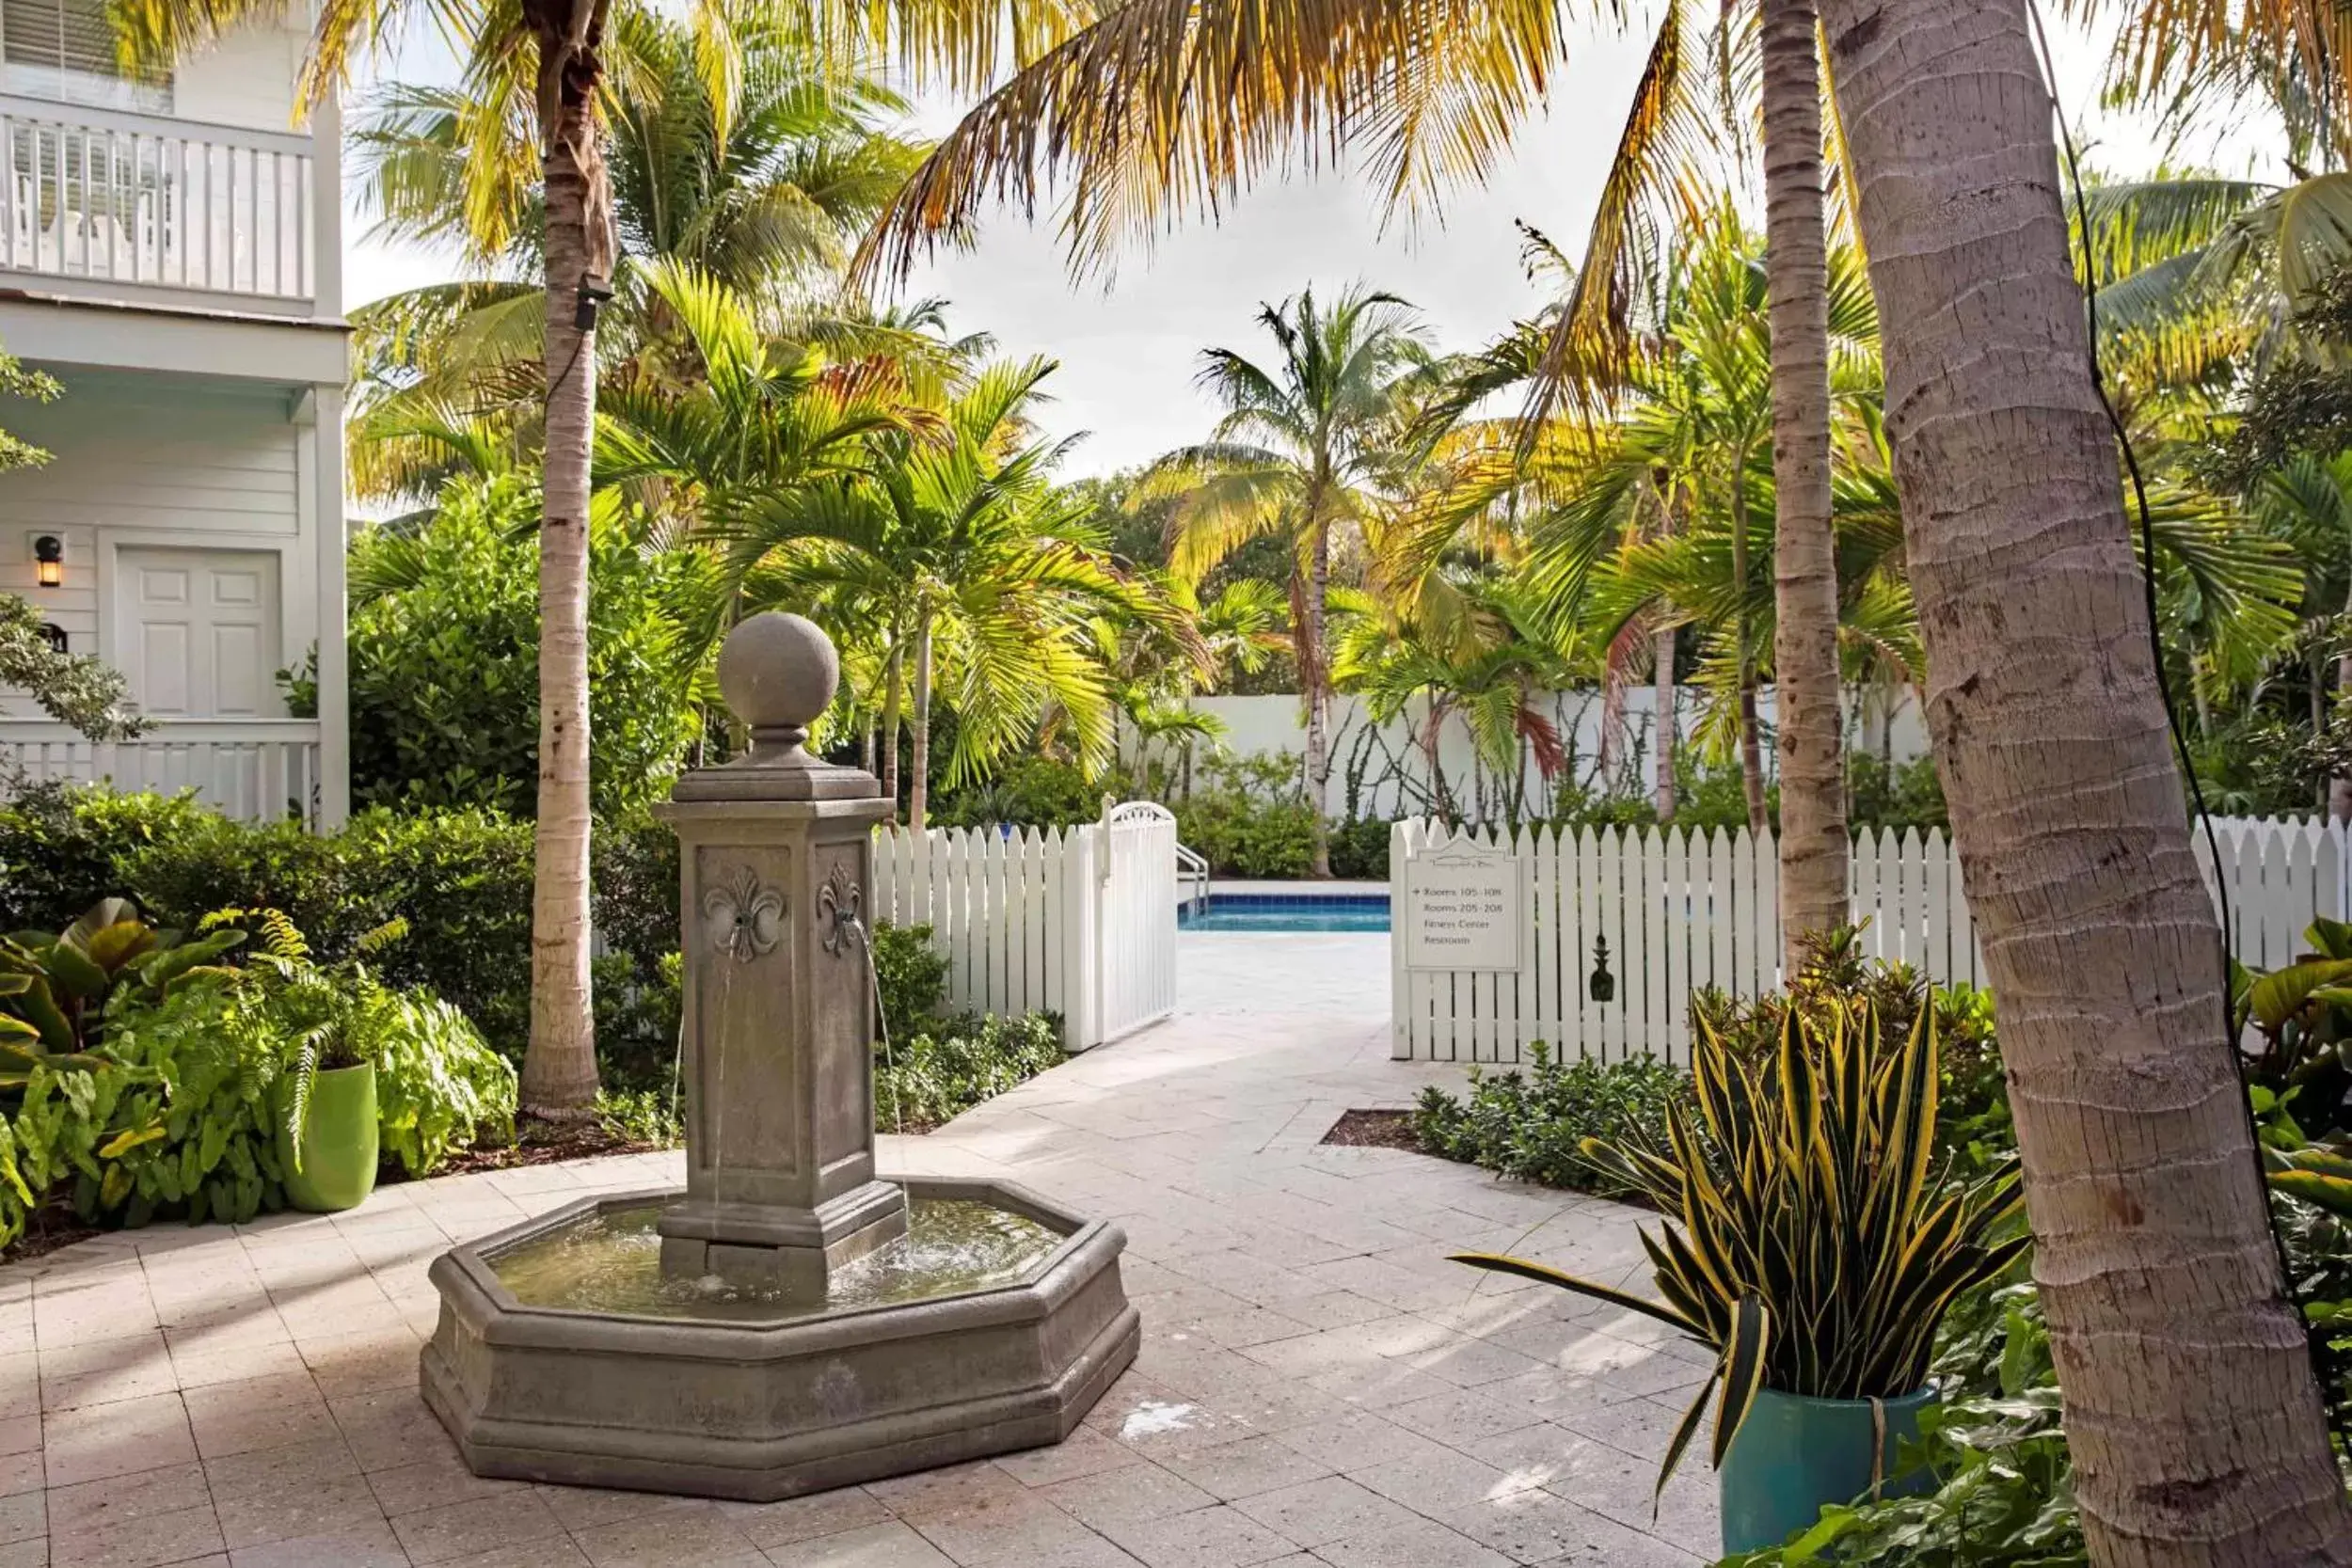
(0, 935, 1716, 1568)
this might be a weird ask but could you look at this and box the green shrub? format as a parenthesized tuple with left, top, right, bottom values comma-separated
(871, 922, 951, 1038)
(873, 1012, 1064, 1132)
(933, 754, 1115, 831)
(1413, 1047, 1692, 1199)
(0, 782, 217, 932)
(0, 902, 517, 1251)
(1327, 816, 1392, 879)
(342, 476, 706, 821)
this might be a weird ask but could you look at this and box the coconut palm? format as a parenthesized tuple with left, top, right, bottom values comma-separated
(1142, 285, 1433, 875)
(715, 356, 1186, 826)
(1821, 0, 2352, 1551)
(849, 0, 1859, 946)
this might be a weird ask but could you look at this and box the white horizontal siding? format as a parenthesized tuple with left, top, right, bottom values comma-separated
(2, 371, 297, 534)
(167, 23, 304, 135)
(0, 368, 310, 717)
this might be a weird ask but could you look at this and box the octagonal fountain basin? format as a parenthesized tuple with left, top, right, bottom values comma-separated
(421, 1177, 1138, 1502)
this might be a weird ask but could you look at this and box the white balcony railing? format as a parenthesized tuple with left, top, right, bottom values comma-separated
(0, 95, 315, 307)
(0, 719, 323, 826)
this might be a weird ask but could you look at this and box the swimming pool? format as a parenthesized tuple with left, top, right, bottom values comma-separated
(1179, 893, 1392, 933)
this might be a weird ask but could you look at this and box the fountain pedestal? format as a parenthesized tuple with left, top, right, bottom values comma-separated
(420, 611, 1138, 1502)
(653, 613, 900, 1292)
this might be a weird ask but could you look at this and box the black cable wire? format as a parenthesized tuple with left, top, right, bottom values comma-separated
(2024, 0, 2330, 1424)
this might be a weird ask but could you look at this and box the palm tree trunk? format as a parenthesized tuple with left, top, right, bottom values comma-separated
(2331, 576, 2352, 823)
(1653, 623, 1677, 822)
(909, 620, 933, 832)
(1762, 0, 1849, 965)
(1728, 484, 1772, 834)
(881, 641, 904, 819)
(1822, 0, 2352, 1556)
(1304, 519, 1334, 876)
(520, 29, 611, 1117)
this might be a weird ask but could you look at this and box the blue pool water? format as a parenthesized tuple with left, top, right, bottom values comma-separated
(1180, 893, 1392, 933)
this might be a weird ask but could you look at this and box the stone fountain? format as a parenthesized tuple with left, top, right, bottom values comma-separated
(420, 612, 1138, 1501)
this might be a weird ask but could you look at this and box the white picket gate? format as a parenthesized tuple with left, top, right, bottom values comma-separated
(1391, 816, 2352, 1065)
(869, 801, 1178, 1051)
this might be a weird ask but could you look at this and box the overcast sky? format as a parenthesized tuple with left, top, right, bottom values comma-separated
(342, 13, 2266, 479)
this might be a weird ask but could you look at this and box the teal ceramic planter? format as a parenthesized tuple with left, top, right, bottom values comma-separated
(1718, 1385, 1939, 1555)
(275, 1063, 380, 1213)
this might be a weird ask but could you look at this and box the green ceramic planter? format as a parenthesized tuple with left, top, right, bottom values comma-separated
(1718, 1385, 1939, 1555)
(276, 1062, 379, 1213)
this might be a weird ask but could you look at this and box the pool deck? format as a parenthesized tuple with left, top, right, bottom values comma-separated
(0, 931, 1716, 1568)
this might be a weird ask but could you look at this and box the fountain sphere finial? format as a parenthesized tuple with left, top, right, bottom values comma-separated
(718, 611, 838, 760)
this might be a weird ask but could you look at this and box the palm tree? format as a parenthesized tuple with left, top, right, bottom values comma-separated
(719, 357, 1184, 826)
(1821, 0, 2352, 1552)
(1756, 0, 1846, 959)
(1144, 286, 1431, 875)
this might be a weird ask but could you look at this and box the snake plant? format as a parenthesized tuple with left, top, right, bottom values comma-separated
(1453, 999, 2027, 1495)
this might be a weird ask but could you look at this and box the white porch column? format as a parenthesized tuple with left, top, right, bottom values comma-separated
(310, 381, 350, 828)
(310, 89, 343, 320)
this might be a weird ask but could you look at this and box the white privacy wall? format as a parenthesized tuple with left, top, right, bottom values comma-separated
(1134, 687, 1934, 821)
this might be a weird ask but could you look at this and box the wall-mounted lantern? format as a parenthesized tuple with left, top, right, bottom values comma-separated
(1589, 935, 1615, 1005)
(31, 534, 62, 589)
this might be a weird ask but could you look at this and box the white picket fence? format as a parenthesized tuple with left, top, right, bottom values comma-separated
(1391, 815, 2352, 1065)
(870, 802, 1180, 1051)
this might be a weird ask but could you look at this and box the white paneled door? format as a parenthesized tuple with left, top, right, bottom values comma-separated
(115, 546, 282, 719)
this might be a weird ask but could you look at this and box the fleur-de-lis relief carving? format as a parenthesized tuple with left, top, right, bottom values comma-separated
(704, 866, 786, 963)
(818, 860, 863, 958)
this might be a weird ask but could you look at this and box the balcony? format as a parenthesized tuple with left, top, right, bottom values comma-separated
(0, 94, 317, 312)
(0, 719, 325, 826)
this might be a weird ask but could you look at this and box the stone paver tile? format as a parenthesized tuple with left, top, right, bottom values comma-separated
(0, 1541, 41, 1568)
(365, 1449, 529, 1516)
(167, 1341, 310, 1393)
(1038, 1461, 1216, 1528)
(1441, 1489, 1700, 1567)
(1554, 1395, 1685, 1461)
(41, 1461, 209, 1538)
(390, 1491, 565, 1564)
(1230, 1478, 1419, 1552)
(991, 1429, 1142, 1490)
(905, 1488, 1105, 1564)
(331, 1387, 460, 1473)
(0, 1352, 37, 1419)
(534, 1487, 681, 1534)
(1263, 1295, 1391, 1334)
(1350, 1447, 1531, 1516)
(40, 1331, 180, 1411)
(302, 1331, 424, 1400)
(761, 1520, 951, 1568)
(213, 1472, 385, 1551)
(1156, 1438, 1334, 1503)
(716, 1487, 893, 1549)
(1381, 1384, 1552, 1450)
(46, 1501, 224, 1568)
(427, 1542, 594, 1568)
(571, 1499, 760, 1568)
(1400, 1338, 1549, 1390)
(182, 1373, 337, 1460)
(1096, 1504, 1297, 1568)
(861, 1458, 1026, 1521)
(226, 1518, 410, 1568)
(42, 1391, 197, 1487)
(1309, 1517, 1511, 1568)
(202, 1433, 364, 1503)
(0, 1491, 40, 1544)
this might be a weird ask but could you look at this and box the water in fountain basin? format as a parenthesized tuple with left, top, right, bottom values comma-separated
(491, 1197, 1062, 1323)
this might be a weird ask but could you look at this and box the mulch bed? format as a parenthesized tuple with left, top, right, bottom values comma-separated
(3, 1197, 102, 1265)
(417, 1118, 664, 1179)
(1321, 1108, 1422, 1151)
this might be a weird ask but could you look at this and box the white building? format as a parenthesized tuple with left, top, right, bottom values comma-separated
(0, 0, 346, 827)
